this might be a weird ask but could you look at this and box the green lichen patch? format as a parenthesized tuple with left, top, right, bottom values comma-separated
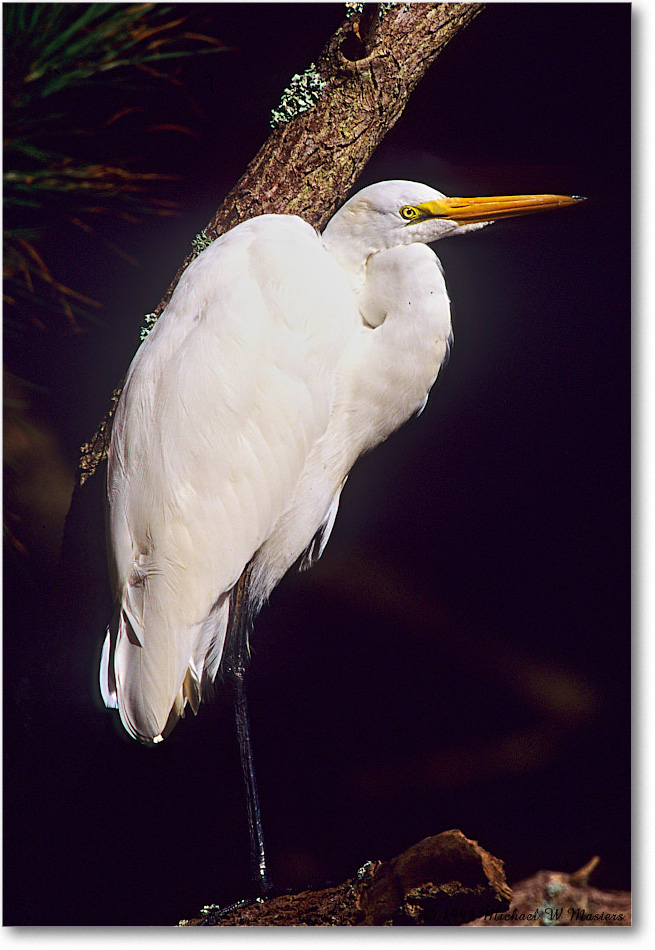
(270, 63, 327, 128)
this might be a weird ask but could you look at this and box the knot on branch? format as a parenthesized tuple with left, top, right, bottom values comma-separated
(342, 3, 398, 61)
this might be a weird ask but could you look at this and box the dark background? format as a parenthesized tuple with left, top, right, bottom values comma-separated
(4, 3, 631, 926)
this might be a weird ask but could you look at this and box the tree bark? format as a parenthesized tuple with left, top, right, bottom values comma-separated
(465, 856, 631, 927)
(178, 830, 513, 927)
(209, 1, 484, 234)
(73, 2, 484, 486)
(177, 836, 631, 928)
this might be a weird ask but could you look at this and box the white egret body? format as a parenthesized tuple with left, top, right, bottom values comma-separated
(100, 181, 581, 745)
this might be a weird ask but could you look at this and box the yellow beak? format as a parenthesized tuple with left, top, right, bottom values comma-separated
(416, 193, 585, 224)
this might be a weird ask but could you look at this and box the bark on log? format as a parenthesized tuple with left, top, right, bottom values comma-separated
(466, 856, 631, 927)
(178, 829, 512, 926)
(177, 839, 631, 928)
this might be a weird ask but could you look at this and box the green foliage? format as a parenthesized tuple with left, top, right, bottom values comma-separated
(3, 2, 226, 331)
(3, 3, 224, 103)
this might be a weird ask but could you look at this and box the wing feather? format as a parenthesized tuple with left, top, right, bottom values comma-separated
(105, 215, 359, 741)
(298, 485, 344, 571)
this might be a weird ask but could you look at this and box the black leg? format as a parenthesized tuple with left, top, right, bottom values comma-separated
(222, 567, 273, 897)
(231, 668, 272, 895)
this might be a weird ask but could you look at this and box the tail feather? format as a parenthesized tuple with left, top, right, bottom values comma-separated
(182, 664, 201, 715)
(99, 625, 118, 709)
(194, 594, 230, 686)
(99, 597, 230, 744)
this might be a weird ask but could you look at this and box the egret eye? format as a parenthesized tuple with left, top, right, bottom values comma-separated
(399, 205, 420, 221)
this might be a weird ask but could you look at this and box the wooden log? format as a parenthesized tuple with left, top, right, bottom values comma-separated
(466, 856, 631, 927)
(178, 829, 512, 926)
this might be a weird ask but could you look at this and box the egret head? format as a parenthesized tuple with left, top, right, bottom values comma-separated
(322, 179, 584, 272)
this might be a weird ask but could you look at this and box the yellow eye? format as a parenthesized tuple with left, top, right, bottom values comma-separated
(399, 205, 420, 221)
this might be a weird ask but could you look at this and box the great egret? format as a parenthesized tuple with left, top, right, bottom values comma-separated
(99, 180, 582, 890)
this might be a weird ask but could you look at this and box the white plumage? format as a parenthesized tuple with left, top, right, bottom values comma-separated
(100, 180, 581, 744)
